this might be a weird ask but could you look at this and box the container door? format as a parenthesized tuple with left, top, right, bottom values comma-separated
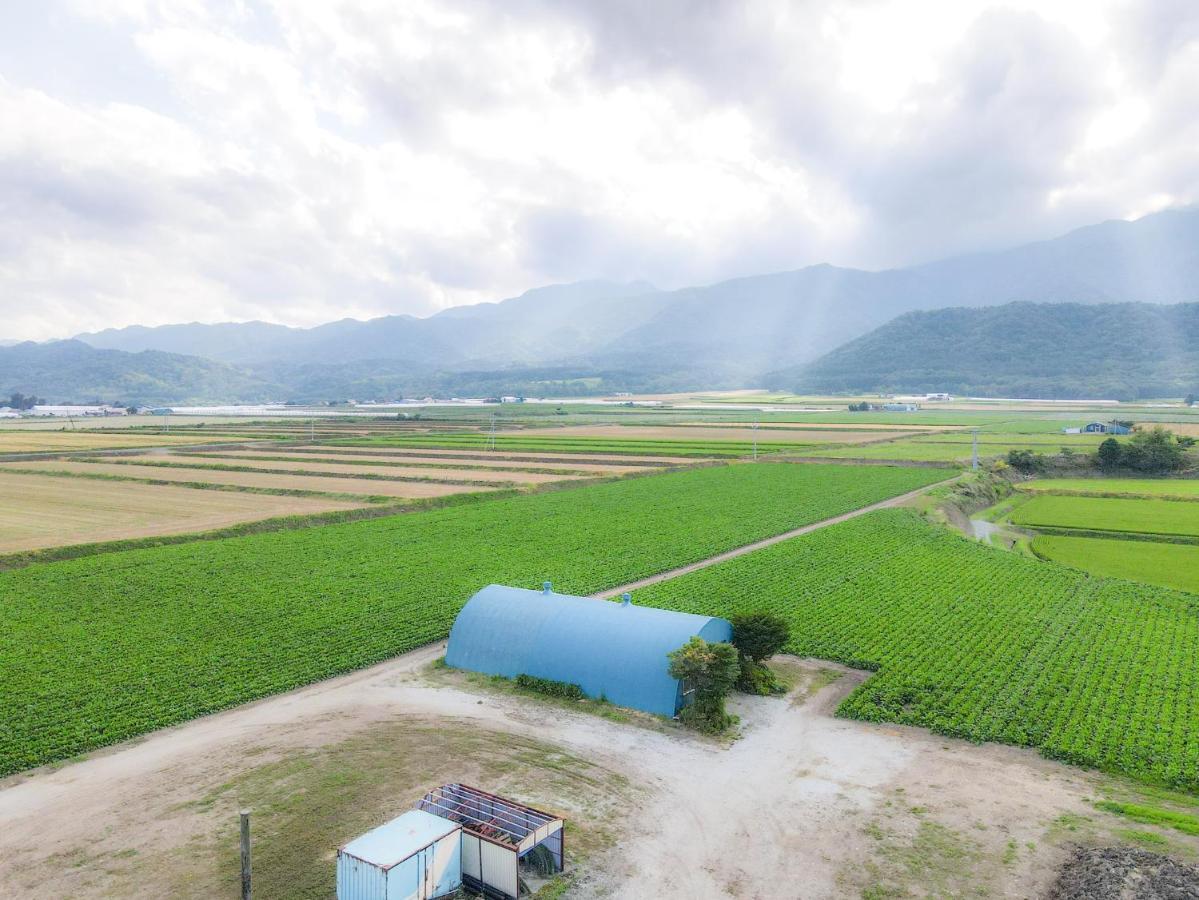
(420, 846, 434, 899)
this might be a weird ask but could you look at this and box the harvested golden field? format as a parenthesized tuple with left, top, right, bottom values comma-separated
(0, 431, 245, 453)
(0, 471, 363, 553)
(136, 452, 582, 485)
(184, 449, 658, 475)
(0, 461, 499, 500)
(1146, 421, 1199, 436)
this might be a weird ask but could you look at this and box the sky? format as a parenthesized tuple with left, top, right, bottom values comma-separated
(1, 0, 1197, 341)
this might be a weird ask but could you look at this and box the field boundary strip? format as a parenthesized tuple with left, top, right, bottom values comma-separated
(1017, 486, 1199, 503)
(1022, 525, 1199, 546)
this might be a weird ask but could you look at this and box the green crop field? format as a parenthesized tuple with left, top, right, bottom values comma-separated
(803, 440, 1032, 462)
(340, 433, 844, 457)
(0, 462, 944, 776)
(1032, 534, 1199, 595)
(335, 433, 825, 457)
(1023, 478, 1199, 501)
(1011, 495, 1199, 538)
(636, 509, 1199, 790)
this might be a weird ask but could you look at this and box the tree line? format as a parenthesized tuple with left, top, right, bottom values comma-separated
(4, 392, 44, 410)
(1006, 426, 1196, 476)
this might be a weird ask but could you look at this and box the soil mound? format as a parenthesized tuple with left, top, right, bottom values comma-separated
(1048, 846, 1199, 899)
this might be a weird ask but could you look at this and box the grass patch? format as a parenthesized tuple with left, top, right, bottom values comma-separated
(1116, 828, 1171, 849)
(1011, 494, 1199, 539)
(1031, 534, 1199, 595)
(430, 663, 661, 730)
(173, 719, 630, 899)
(1095, 801, 1199, 836)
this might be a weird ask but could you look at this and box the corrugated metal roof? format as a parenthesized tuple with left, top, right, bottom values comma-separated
(339, 809, 460, 869)
(445, 584, 732, 716)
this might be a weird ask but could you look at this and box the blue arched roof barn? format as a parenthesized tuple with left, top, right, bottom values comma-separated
(445, 584, 733, 717)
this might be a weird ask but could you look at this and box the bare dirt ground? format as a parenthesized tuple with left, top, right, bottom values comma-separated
(3, 645, 1190, 899)
(0, 471, 363, 552)
(0, 460, 499, 499)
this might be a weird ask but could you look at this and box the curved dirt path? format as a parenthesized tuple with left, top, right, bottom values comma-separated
(592, 476, 956, 599)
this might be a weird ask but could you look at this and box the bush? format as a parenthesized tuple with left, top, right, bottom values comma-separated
(668, 637, 740, 733)
(1006, 449, 1044, 473)
(514, 674, 584, 700)
(731, 612, 791, 694)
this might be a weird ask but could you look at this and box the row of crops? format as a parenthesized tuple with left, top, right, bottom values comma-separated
(0, 463, 944, 776)
(335, 434, 813, 457)
(636, 509, 1199, 791)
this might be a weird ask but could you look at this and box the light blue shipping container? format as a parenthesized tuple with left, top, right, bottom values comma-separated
(445, 584, 733, 716)
(336, 810, 462, 900)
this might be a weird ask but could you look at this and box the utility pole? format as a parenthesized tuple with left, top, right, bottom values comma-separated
(971, 428, 980, 471)
(240, 809, 252, 900)
(752, 421, 759, 461)
(485, 413, 497, 451)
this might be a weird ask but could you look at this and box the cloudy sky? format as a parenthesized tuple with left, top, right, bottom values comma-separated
(2, 0, 1197, 341)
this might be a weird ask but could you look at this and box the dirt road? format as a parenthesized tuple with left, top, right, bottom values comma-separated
(593, 477, 955, 599)
(0, 643, 1133, 899)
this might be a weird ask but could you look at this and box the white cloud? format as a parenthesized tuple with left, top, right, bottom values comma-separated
(0, 0, 1196, 340)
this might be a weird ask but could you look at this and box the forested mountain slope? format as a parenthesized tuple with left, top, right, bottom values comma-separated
(779, 302, 1199, 399)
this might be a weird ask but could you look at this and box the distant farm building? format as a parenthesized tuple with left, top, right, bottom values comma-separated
(1071, 421, 1132, 435)
(445, 583, 732, 716)
(882, 402, 920, 412)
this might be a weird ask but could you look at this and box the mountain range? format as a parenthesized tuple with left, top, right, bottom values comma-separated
(4, 206, 1199, 403)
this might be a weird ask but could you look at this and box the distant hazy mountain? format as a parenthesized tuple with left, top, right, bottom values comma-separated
(777, 302, 1199, 400)
(61, 206, 1199, 397)
(0, 340, 279, 406)
(77, 280, 664, 366)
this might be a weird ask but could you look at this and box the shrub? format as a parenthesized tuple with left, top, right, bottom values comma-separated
(731, 612, 791, 694)
(514, 674, 584, 700)
(1006, 449, 1043, 473)
(668, 637, 740, 733)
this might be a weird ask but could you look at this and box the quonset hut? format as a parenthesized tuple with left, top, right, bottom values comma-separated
(445, 583, 733, 716)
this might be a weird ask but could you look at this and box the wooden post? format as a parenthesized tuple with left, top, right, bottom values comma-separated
(240, 809, 252, 900)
